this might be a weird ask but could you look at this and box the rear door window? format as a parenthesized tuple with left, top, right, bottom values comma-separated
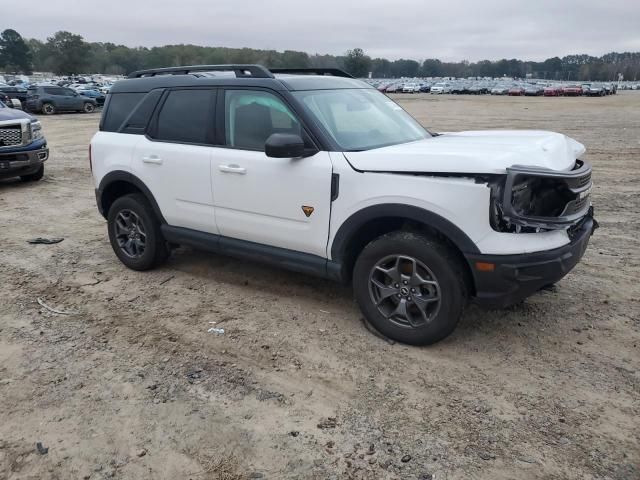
(43, 87, 66, 96)
(153, 89, 215, 144)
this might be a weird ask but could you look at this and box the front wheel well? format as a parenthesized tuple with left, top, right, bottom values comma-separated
(337, 217, 475, 296)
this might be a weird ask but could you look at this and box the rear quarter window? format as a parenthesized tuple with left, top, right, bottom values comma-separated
(101, 93, 145, 132)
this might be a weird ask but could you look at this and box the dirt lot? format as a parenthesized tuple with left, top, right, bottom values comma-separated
(1, 93, 638, 480)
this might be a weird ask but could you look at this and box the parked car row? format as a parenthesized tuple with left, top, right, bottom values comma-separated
(371, 78, 623, 98)
(0, 74, 121, 114)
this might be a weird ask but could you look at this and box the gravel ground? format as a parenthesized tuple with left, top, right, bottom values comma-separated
(0, 92, 638, 480)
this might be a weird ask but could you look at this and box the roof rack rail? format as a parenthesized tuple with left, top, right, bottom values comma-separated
(269, 68, 354, 79)
(127, 64, 275, 79)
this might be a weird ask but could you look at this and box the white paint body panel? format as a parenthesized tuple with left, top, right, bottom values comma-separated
(132, 136, 217, 234)
(211, 148, 333, 257)
(327, 152, 571, 258)
(91, 128, 581, 260)
(91, 132, 138, 187)
(344, 130, 584, 174)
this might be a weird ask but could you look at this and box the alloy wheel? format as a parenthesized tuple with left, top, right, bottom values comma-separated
(114, 209, 147, 258)
(368, 255, 441, 328)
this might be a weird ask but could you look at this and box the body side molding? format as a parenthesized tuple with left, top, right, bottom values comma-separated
(161, 225, 345, 281)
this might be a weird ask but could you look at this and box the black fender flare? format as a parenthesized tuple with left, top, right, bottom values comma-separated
(330, 203, 480, 263)
(96, 170, 165, 223)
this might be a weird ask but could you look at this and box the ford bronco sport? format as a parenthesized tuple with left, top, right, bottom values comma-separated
(90, 65, 596, 345)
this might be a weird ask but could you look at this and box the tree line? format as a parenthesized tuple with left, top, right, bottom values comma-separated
(1, 29, 638, 81)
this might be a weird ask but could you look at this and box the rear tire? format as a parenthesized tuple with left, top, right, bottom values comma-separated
(107, 193, 169, 271)
(42, 103, 55, 115)
(353, 231, 467, 346)
(20, 164, 44, 182)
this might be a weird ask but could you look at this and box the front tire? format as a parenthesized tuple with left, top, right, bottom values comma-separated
(353, 231, 467, 345)
(107, 193, 169, 271)
(83, 102, 95, 113)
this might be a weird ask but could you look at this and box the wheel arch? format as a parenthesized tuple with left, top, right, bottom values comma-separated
(97, 171, 165, 223)
(330, 204, 479, 290)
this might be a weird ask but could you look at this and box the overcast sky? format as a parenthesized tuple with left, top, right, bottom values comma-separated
(11, 0, 640, 61)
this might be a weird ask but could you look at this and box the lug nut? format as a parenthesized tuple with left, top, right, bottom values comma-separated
(394, 283, 399, 288)
(403, 280, 408, 285)
(411, 288, 416, 293)
(407, 296, 412, 301)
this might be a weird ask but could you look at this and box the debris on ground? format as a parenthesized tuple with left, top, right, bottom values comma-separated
(36, 297, 78, 315)
(36, 442, 48, 455)
(27, 237, 64, 245)
(317, 417, 338, 429)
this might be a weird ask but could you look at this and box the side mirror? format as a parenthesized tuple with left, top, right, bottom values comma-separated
(265, 133, 306, 158)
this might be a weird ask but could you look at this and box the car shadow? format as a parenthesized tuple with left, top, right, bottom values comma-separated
(162, 245, 547, 348)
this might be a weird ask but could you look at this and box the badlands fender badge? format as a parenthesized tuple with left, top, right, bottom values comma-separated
(302, 206, 314, 217)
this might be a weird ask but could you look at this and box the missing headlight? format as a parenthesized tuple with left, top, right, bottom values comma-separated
(490, 161, 593, 232)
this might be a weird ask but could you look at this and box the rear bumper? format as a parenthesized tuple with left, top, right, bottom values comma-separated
(465, 212, 597, 307)
(0, 140, 49, 179)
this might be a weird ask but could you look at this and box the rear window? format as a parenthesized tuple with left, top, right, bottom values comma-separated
(44, 87, 66, 95)
(102, 93, 145, 132)
(154, 89, 214, 144)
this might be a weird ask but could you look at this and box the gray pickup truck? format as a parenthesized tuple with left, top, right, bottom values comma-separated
(0, 100, 49, 181)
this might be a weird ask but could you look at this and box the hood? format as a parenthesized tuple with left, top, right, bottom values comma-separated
(0, 106, 34, 122)
(343, 130, 584, 175)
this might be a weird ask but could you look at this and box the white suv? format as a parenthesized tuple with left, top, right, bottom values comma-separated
(90, 65, 596, 345)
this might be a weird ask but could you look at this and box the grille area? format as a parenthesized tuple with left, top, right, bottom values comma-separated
(0, 125, 23, 147)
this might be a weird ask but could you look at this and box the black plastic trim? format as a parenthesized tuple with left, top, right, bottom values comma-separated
(330, 173, 340, 201)
(161, 225, 345, 281)
(270, 68, 353, 78)
(466, 216, 596, 307)
(96, 171, 166, 222)
(118, 89, 164, 135)
(330, 204, 481, 262)
(128, 64, 274, 79)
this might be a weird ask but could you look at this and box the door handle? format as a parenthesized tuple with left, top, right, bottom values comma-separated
(142, 155, 163, 165)
(218, 164, 246, 174)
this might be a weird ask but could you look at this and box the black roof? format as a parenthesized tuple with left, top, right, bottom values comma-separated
(111, 64, 372, 94)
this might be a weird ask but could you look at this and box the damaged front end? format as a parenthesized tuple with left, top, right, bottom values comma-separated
(490, 160, 596, 234)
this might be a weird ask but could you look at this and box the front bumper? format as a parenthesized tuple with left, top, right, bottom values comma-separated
(0, 139, 49, 179)
(465, 211, 597, 307)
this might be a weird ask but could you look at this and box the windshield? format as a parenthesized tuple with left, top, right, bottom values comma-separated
(292, 89, 430, 151)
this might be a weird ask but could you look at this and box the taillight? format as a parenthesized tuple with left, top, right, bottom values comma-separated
(89, 144, 93, 173)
